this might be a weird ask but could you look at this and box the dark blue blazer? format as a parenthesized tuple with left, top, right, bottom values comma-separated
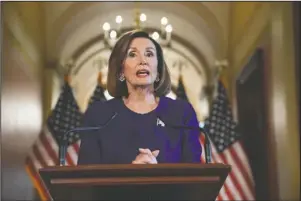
(77, 96, 202, 165)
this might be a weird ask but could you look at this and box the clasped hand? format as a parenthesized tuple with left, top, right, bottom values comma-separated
(132, 148, 160, 164)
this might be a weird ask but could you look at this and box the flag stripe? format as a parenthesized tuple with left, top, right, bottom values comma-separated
(65, 152, 75, 166)
(228, 144, 255, 199)
(44, 128, 75, 167)
(44, 127, 59, 153)
(200, 134, 249, 200)
(33, 145, 48, 168)
(212, 155, 236, 200)
(220, 150, 249, 200)
(199, 135, 230, 201)
(68, 144, 78, 165)
(40, 132, 58, 165)
(217, 185, 229, 201)
(218, 154, 243, 200)
(72, 141, 80, 154)
(232, 142, 255, 185)
(45, 127, 73, 167)
(36, 137, 55, 166)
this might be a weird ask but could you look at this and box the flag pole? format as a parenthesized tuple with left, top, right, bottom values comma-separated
(58, 62, 74, 166)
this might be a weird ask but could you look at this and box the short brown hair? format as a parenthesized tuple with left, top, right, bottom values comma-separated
(107, 30, 171, 98)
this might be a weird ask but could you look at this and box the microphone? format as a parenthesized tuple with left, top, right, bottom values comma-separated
(156, 116, 212, 164)
(59, 112, 118, 166)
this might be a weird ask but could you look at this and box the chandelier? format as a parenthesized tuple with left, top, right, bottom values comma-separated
(101, 9, 173, 49)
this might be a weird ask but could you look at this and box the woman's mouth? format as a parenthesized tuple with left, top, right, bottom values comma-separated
(136, 69, 150, 78)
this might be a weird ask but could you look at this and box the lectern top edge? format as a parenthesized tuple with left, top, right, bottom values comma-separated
(39, 163, 230, 172)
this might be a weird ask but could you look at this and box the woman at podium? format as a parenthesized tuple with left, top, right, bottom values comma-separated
(78, 30, 202, 165)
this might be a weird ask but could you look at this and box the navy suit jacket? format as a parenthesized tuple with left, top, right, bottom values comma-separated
(77, 96, 202, 165)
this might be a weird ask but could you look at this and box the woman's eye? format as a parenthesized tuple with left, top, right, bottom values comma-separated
(128, 52, 136, 57)
(146, 52, 154, 57)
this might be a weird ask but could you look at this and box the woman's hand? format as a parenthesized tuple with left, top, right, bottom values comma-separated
(132, 148, 160, 164)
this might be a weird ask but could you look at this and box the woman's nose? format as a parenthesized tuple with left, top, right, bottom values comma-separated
(138, 54, 147, 65)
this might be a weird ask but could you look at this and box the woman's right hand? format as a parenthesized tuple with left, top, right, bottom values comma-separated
(132, 148, 160, 164)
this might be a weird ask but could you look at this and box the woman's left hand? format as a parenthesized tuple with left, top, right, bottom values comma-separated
(132, 148, 160, 164)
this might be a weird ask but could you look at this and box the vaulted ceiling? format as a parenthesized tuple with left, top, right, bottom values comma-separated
(43, 2, 230, 72)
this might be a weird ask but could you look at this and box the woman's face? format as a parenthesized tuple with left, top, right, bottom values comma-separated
(122, 37, 158, 88)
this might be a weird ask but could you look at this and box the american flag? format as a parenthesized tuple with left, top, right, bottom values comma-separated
(24, 73, 107, 201)
(201, 80, 255, 200)
(25, 75, 83, 200)
(175, 75, 255, 200)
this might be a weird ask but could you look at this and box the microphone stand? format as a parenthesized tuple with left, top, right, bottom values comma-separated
(202, 128, 212, 163)
(59, 140, 67, 166)
(58, 112, 118, 166)
(58, 127, 103, 166)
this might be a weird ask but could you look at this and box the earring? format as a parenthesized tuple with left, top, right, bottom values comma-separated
(119, 74, 125, 82)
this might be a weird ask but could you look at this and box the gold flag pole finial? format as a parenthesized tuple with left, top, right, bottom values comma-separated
(214, 60, 228, 76)
(63, 60, 74, 83)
